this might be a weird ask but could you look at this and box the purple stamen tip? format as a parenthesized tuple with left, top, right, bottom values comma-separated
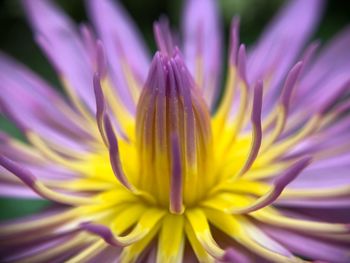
(239, 80, 263, 176)
(274, 156, 312, 189)
(229, 16, 240, 65)
(0, 155, 36, 187)
(93, 73, 105, 114)
(80, 222, 118, 247)
(252, 80, 263, 124)
(96, 40, 107, 77)
(103, 113, 132, 190)
(281, 61, 304, 109)
(237, 44, 248, 84)
(93, 73, 108, 145)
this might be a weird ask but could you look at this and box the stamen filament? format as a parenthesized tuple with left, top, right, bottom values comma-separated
(0, 155, 93, 205)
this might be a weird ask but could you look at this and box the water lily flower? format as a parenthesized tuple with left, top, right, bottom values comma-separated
(1, 0, 350, 262)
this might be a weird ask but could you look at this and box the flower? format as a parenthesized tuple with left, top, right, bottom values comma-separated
(0, 0, 350, 262)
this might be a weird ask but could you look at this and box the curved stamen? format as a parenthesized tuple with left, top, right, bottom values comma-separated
(282, 185, 350, 199)
(252, 207, 350, 234)
(236, 223, 296, 263)
(0, 209, 77, 236)
(66, 239, 106, 263)
(261, 60, 303, 134)
(26, 132, 85, 171)
(237, 80, 263, 177)
(103, 114, 135, 192)
(0, 155, 93, 205)
(81, 208, 165, 247)
(13, 233, 89, 263)
(224, 45, 249, 149)
(93, 73, 107, 145)
(119, 224, 160, 262)
(261, 62, 304, 152)
(213, 18, 240, 127)
(157, 215, 185, 262)
(257, 116, 319, 164)
(205, 210, 297, 262)
(299, 41, 320, 73)
(280, 61, 303, 113)
(230, 157, 311, 214)
(186, 209, 225, 260)
(184, 221, 215, 262)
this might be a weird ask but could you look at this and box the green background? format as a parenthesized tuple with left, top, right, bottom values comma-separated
(0, 0, 349, 221)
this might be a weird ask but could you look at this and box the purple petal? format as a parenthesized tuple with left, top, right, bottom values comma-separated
(0, 54, 92, 152)
(95, 40, 107, 78)
(248, 0, 324, 107)
(87, 0, 150, 113)
(0, 182, 41, 199)
(287, 207, 350, 224)
(2, 232, 85, 262)
(276, 197, 350, 209)
(0, 137, 80, 182)
(182, 0, 222, 108)
(22, 0, 96, 112)
(295, 27, 350, 114)
(88, 246, 121, 263)
(223, 247, 250, 263)
(0, 156, 36, 187)
(262, 225, 350, 263)
(0, 156, 91, 205)
(288, 153, 350, 189)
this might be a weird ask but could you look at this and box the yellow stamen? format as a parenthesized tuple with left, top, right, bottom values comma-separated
(156, 214, 185, 263)
(66, 239, 106, 263)
(252, 208, 348, 233)
(186, 209, 225, 259)
(34, 181, 94, 205)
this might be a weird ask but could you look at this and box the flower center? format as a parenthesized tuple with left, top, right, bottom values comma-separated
(134, 51, 215, 212)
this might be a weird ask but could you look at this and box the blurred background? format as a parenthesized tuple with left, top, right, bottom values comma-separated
(0, 0, 349, 220)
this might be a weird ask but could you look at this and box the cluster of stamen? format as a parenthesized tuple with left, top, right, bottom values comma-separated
(135, 51, 213, 213)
